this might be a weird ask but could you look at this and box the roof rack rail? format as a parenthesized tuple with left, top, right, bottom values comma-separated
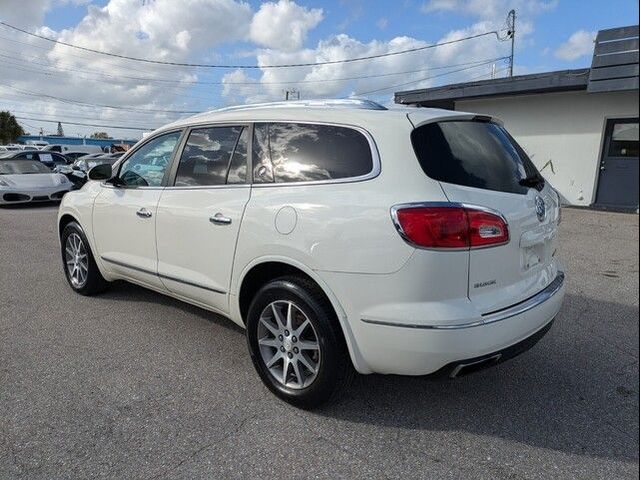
(212, 98, 388, 113)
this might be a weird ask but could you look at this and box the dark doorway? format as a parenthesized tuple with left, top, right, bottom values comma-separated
(595, 118, 639, 211)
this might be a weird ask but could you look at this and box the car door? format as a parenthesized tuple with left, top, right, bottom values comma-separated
(92, 130, 183, 290)
(155, 124, 251, 313)
(595, 118, 639, 210)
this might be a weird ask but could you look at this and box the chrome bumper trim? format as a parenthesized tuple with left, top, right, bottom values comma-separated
(361, 271, 565, 330)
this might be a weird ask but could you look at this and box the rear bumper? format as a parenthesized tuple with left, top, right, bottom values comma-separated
(428, 318, 554, 378)
(347, 271, 565, 375)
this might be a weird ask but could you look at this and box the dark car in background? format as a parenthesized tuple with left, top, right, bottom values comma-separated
(59, 154, 121, 188)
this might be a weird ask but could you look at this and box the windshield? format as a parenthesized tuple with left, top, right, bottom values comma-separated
(0, 160, 52, 175)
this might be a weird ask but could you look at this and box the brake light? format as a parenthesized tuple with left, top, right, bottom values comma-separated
(392, 204, 509, 249)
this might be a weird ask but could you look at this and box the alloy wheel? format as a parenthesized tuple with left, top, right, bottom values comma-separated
(257, 300, 321, 389)
(65, 232, 88, 288)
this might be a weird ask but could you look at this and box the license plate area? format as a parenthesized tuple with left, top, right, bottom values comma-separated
(520, 228, 555, 272)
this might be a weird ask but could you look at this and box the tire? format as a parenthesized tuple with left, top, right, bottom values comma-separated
(60, 221, 108, 295)
(246, 275, 354, 409)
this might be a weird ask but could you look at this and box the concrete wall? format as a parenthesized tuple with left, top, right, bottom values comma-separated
(456, 90, 639, 206)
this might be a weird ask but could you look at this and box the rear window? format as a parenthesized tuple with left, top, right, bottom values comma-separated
(411, 121, 541, 195)
(252, 123, 373, 184)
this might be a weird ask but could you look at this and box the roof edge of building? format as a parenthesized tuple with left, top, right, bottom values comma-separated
(395, 68, 591, 107)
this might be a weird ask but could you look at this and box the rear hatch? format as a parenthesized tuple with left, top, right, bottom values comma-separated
(408, 113, 560, 313)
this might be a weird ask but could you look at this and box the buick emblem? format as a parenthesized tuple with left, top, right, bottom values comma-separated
(535, 196, 546, 222)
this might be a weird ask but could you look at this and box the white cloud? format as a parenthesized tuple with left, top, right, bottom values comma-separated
(0, 0, 254, 138)
(0, 0, 555, 138)
(221, 21, 506, 103)
(249, 0, 323, 52)
(0, 0, 52, 27)
(554, 30, 596, 61)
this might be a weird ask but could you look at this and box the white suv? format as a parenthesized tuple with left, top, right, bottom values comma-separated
(58, 99, 565, 408)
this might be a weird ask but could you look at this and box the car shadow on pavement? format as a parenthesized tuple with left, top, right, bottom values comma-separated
(97, 282, 639, 464)
(318, 292, 639, 463)
(98, 280, 245, 335)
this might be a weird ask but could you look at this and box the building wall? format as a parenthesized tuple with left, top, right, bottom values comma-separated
(456, 90, 639, 206)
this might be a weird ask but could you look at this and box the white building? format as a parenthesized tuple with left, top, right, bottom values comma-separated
(395, 25, 639, 212)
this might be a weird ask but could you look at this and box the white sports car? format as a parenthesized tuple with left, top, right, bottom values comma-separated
(0, 159, 73, 205)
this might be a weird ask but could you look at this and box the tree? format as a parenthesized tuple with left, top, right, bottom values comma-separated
(56, 121, 64, 136)
(0, 111, 25, 144)
(90, 131, 112, 139)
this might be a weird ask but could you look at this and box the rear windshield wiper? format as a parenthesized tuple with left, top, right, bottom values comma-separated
(519, 173, 545, 190)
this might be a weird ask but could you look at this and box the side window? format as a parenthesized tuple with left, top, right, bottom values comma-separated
(252, 123, 273, 183)
(175, 126, 244, 186)
(253, 122, 373, 184)
(51, 153, 67, 165)
(119, 131, 181, 187)
(608, 121, 639, 157)
(226, 127, 249, 184)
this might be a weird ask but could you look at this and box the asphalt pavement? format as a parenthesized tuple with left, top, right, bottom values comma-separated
(1, 204, 638, 479)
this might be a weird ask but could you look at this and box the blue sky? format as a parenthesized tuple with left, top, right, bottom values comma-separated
(42, 0, 639, 73)
(0, 0, 638, 138)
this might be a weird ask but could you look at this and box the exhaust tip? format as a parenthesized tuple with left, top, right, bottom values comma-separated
(449, 353, 502, 378)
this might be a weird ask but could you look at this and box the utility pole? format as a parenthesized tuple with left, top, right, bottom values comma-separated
(284, 88, 300, 101)
(507, 9, 516, 77)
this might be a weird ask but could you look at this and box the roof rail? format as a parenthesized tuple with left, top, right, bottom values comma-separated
(211, 98, 388, 113)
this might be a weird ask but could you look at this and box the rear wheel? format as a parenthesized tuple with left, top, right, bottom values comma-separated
(246, 276, 353, 409)
(61, 221, 108, 295)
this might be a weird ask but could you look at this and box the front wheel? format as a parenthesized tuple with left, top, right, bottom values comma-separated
(246, 276, 354, 409)
(60, 221, 108, 295)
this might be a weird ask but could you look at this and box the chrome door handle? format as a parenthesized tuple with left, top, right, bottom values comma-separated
(210, 213, 232, 225)
(136, 208, 152, 218)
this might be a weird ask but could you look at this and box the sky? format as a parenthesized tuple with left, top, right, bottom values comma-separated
(0, 0, 637, 140)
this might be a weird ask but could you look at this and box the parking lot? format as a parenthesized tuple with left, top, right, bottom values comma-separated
(0, 205, 638, 479)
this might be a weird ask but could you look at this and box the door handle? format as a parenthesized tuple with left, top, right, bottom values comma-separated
(210, 213, 232, 225)
(136, 208, 152, 218)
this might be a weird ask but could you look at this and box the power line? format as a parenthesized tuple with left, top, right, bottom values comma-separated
(0, 21, 505, 69)
(0, 48, 508, 87)
(16, 115, 153, 132)
(0, 83, 200, 114)
(354, 59, 499, 96)
(8, 108, 163, 127)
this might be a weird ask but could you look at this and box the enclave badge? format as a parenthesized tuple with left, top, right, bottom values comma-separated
(535, 196, 546, 222)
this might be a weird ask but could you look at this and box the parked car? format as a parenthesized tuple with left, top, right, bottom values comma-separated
(63, 151, 97, 162)
(60, 155, 121, 188)
(0, 145, 21, 151)
(57, 99, 565, 408)
(0, 150, 70, 169)
(43, 144, 102, 154)
(25, 140, 49, 149)
(0, 159, 73, 205)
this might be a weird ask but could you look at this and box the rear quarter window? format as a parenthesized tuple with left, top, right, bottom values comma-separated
(411, 121, 540, 195)
(252, 123, 374, 184)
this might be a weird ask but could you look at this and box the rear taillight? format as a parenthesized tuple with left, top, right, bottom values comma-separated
(392, 204, 509, 250)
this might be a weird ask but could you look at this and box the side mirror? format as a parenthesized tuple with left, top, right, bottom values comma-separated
(88, 163, 112, 181)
